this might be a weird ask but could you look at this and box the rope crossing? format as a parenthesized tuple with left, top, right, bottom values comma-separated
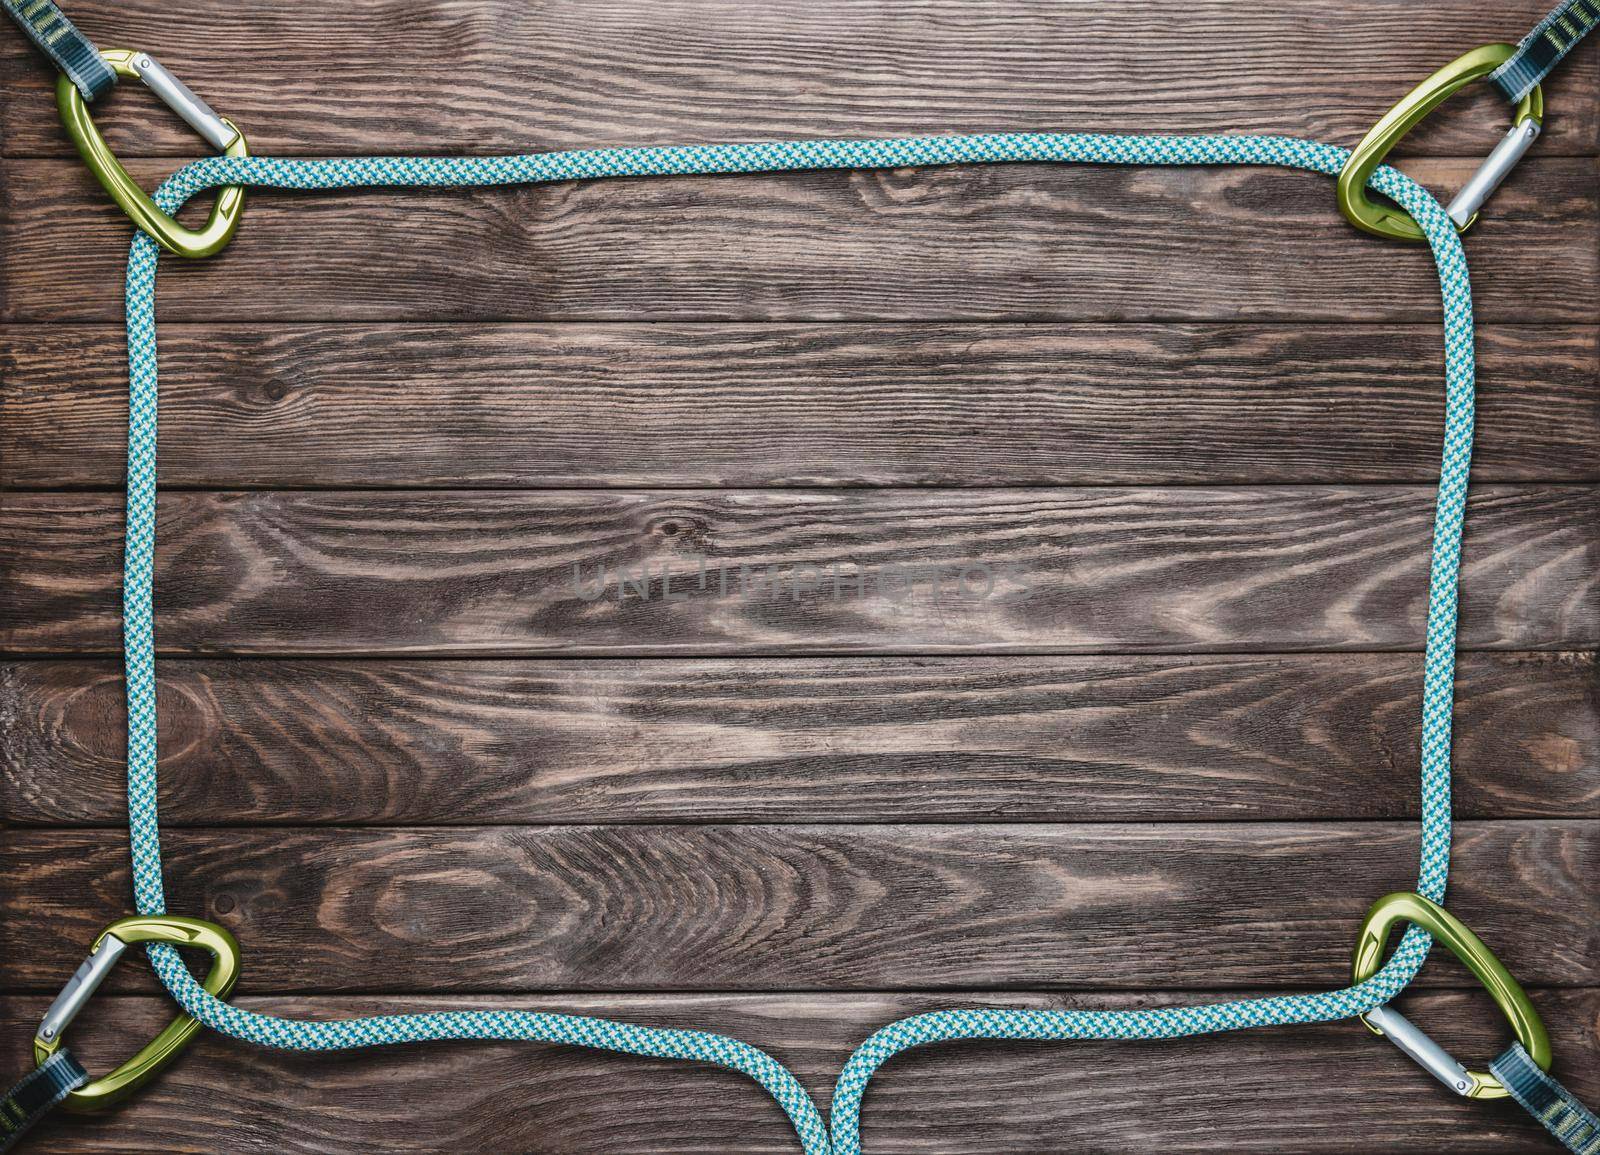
(120, 133, 1476, 1153)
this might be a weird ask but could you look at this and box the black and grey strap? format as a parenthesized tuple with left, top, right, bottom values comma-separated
(0, 1049, 88, 1153)
(1490, 1043, 1600, 1155)
(0, 0, 114, 100)
(1491, 0, 1600, 103)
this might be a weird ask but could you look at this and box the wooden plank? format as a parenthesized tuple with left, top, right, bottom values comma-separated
(4, 653, 1596, 826)
(3, 323, 1596, 489)
(0, 156, 1593, 325)
(2, 821, 1595, 993)
(3, 486, 1595, 656)
(2, 1, 1595, 159)
(2, 988, 1596, 1153)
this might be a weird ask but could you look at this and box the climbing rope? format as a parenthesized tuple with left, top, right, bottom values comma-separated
(117, 132, 1476, 1152)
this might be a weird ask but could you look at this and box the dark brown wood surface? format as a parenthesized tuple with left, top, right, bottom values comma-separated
(4, 653, 1595, 825)
(5, 821, 1598, 993)
(4, 324, 1598, 488)
(1, 2, 1597, 1152)
(4, 487, 1598, 655)
(1, 1, 1597, 157)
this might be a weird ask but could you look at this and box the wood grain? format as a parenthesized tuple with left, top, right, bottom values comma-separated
(4, 654, 1596, 826)
(2, 3, 1595, 1149)
(3, 323, 1596, 489)
(3, 821, 1595, 994)
(0, 157, 1594, 325)
(3, 486, 1595, 656)
(2, 1, 1595, 159)
(2, 988, 1596, 1153)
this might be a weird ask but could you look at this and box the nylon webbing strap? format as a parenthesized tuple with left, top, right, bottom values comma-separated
(1, 0, 113, 100)
(1490, 1043, 1600, 1154)
(1491, 0, 1600, 103)
(0, 1049, 87, 1153)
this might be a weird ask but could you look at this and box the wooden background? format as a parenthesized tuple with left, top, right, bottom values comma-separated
(1, 2, 1597, 1151)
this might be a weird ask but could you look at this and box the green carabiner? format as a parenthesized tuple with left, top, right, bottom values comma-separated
(56, 49, 248, 258)
(1338, 43, 1544, 242)
(33, 915, 241, 1111)
(1351, 891, 1551, 1099)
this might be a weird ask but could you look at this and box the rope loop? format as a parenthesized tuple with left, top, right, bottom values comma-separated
(119, 134, 1475, 1153)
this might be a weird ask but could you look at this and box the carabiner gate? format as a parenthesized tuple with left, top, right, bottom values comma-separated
(1337, 43, 1544, 243)
(34, 915, 241, 1111)
(1350, 892, 1551, 1099)
(56, 49, 249, 258)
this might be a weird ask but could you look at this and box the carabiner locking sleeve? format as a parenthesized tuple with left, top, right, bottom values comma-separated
(1337, 43, 1544, 243)
(56, 49, 248, 258)
(1350, 891, 1551, 1099)
(33, 915, 241, 1111)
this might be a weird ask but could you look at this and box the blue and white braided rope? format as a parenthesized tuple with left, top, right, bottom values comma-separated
(119, 133, 1475, 1153)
